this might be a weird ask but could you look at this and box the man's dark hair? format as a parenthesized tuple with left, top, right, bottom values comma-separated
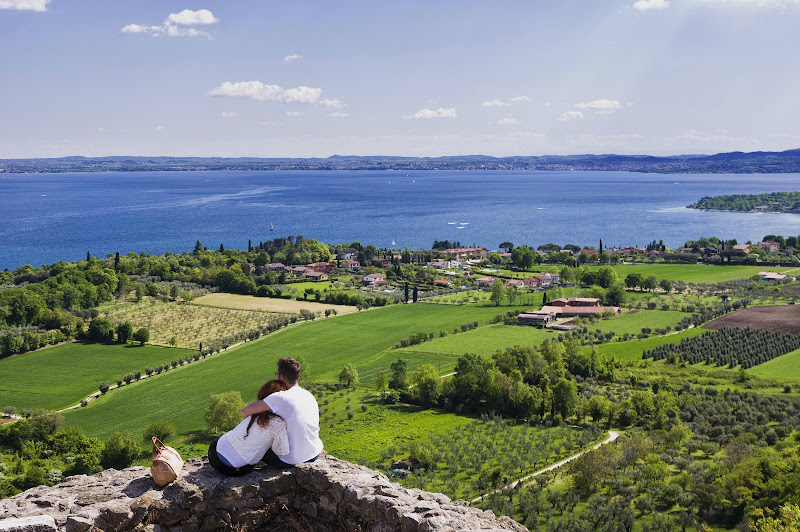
(277, 357, 301, 383)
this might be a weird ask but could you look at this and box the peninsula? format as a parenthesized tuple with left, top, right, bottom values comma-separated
(688, 191, 800, 214)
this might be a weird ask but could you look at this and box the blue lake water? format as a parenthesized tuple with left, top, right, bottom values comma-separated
(2, 170, 800, 270)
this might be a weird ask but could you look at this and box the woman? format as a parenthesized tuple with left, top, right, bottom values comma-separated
(208, 380, 289, 476)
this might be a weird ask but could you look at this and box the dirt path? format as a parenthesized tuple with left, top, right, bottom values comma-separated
(470, 430, 619, 504)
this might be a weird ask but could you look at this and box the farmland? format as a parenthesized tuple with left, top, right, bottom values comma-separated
(703, 304, 800, 334)
(0, 342, 192, 411)
(193, 292, 355, 315)
(61, 303, 531, 441)
(394, 310, 689, 358)
(106, 301, 292, 349)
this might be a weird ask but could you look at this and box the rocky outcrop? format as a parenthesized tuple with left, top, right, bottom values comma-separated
(0, 455, 526, 531)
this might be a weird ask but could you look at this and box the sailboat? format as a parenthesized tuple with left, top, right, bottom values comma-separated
(391, 240, 396, 246)
(270, 223, 274, 231)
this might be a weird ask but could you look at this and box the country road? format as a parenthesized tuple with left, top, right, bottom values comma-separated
(471, 430, 620, 503)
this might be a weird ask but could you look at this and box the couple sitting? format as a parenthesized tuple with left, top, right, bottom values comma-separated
(207, 357, 322, 476)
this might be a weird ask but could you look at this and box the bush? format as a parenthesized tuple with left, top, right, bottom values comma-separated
(101, 431, 141, 470)
(142, 421, 176, 442)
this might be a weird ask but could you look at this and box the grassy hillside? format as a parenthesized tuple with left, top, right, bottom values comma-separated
(0, 342, 192, 411)
(747, 347, 800, 383)
(394, 310, 688, 358)
(61, 303, 528, 440)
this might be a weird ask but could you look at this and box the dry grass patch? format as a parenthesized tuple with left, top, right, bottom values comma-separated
(193, 293, 356, 315)
(108, 302, 289, 349)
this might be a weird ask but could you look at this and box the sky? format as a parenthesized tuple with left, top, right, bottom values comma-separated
(1, 0, 799, 158)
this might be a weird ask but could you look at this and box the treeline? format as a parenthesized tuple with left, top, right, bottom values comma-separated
(643, 326, 800, 368)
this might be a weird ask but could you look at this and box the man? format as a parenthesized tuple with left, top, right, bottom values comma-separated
(241, 357, 323, 468)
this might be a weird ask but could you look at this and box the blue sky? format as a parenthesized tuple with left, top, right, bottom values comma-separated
(2, 0, 799, 157)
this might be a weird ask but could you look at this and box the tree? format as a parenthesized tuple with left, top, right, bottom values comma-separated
(596, 266, 618, 288)
(101, 431, 141, 469)
(659, 279, 673, 293)
(170, 285, 180, 300)
(625, 273, 644, 290)
(339, 363, 359, 388)
(205, 391, 245, 434)
(114, 251, 120, 271)
(88, 317, 115, 342)
(751, 503, 800, 532)
(499, 242, 514, 252)
(643, 274, 659, 291)
(552, 378, 578, 419)
(389, 358, 408, 390)
(411, 364, 441, 406)
(605, 284, 628, 306)
(413, 286, 419, 303)
(133, 327, 150, 345)
(219, 243, 224, 252)
(490, 281, 506, 306)
(194, 240, 203, 253)
(376, 371, 387, 398)
(116, 321, 133, 344)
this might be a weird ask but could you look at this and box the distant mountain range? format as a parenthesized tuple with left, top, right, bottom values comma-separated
(2, 148, 800, 174)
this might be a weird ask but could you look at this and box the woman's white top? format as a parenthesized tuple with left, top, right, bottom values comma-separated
(217, 415, 289, 467)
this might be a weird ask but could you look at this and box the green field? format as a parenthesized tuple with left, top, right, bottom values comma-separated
(394, 310, 688, 358)
(61, 303, 530, 441)
(588, 264, 795, 284)
(747, 348, 800, 383)
(0, 342, 192, 411)
(591, 328, 705, 363)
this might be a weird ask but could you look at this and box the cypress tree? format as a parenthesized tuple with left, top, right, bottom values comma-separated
(86, 251, 91, 261)
(114, 251, 120, 271)
(219, 243, 224, 252)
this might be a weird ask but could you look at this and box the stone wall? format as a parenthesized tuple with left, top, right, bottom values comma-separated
(0, 454, 527, 531)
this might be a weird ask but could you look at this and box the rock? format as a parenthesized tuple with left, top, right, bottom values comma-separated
(0, 456, 526, 531)
(0, 515, 57, 532)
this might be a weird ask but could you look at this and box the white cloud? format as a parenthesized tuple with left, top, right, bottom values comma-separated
(153, 125, 166, 132)
(319, 98, 344, 109)
(510, 96, 530, 102)
(259, 121, 273, 126)
(575, 99, 623, 110)
(209, 81, 323, 104)
(96, 128, 111, 133)
(544, 102, 551, 107)
(0, 0, 50, 11)
(558, 111, 584, 121)
(121, 9, 218, 38)
(633, 0, 670, 10)
(482, 100, 507, 108)
(405, 108, 457, 119)
(286, 111, 303, 117)
(283, 54, 303, 63)
(166, 9, 218, 25)
(496, 118, 519, 125)
(328, 112, 350, 118)
(220, 112, 238, 118)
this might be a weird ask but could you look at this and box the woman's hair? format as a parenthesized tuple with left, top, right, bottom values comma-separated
(244, 379, 286, 438)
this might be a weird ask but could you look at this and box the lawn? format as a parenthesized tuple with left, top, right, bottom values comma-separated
(0, 342, 192, 411)
(193, 292, 355, 315)
(61, 303, 531, 441)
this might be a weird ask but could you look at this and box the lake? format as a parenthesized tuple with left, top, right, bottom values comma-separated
(2, 170, 800, 269)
